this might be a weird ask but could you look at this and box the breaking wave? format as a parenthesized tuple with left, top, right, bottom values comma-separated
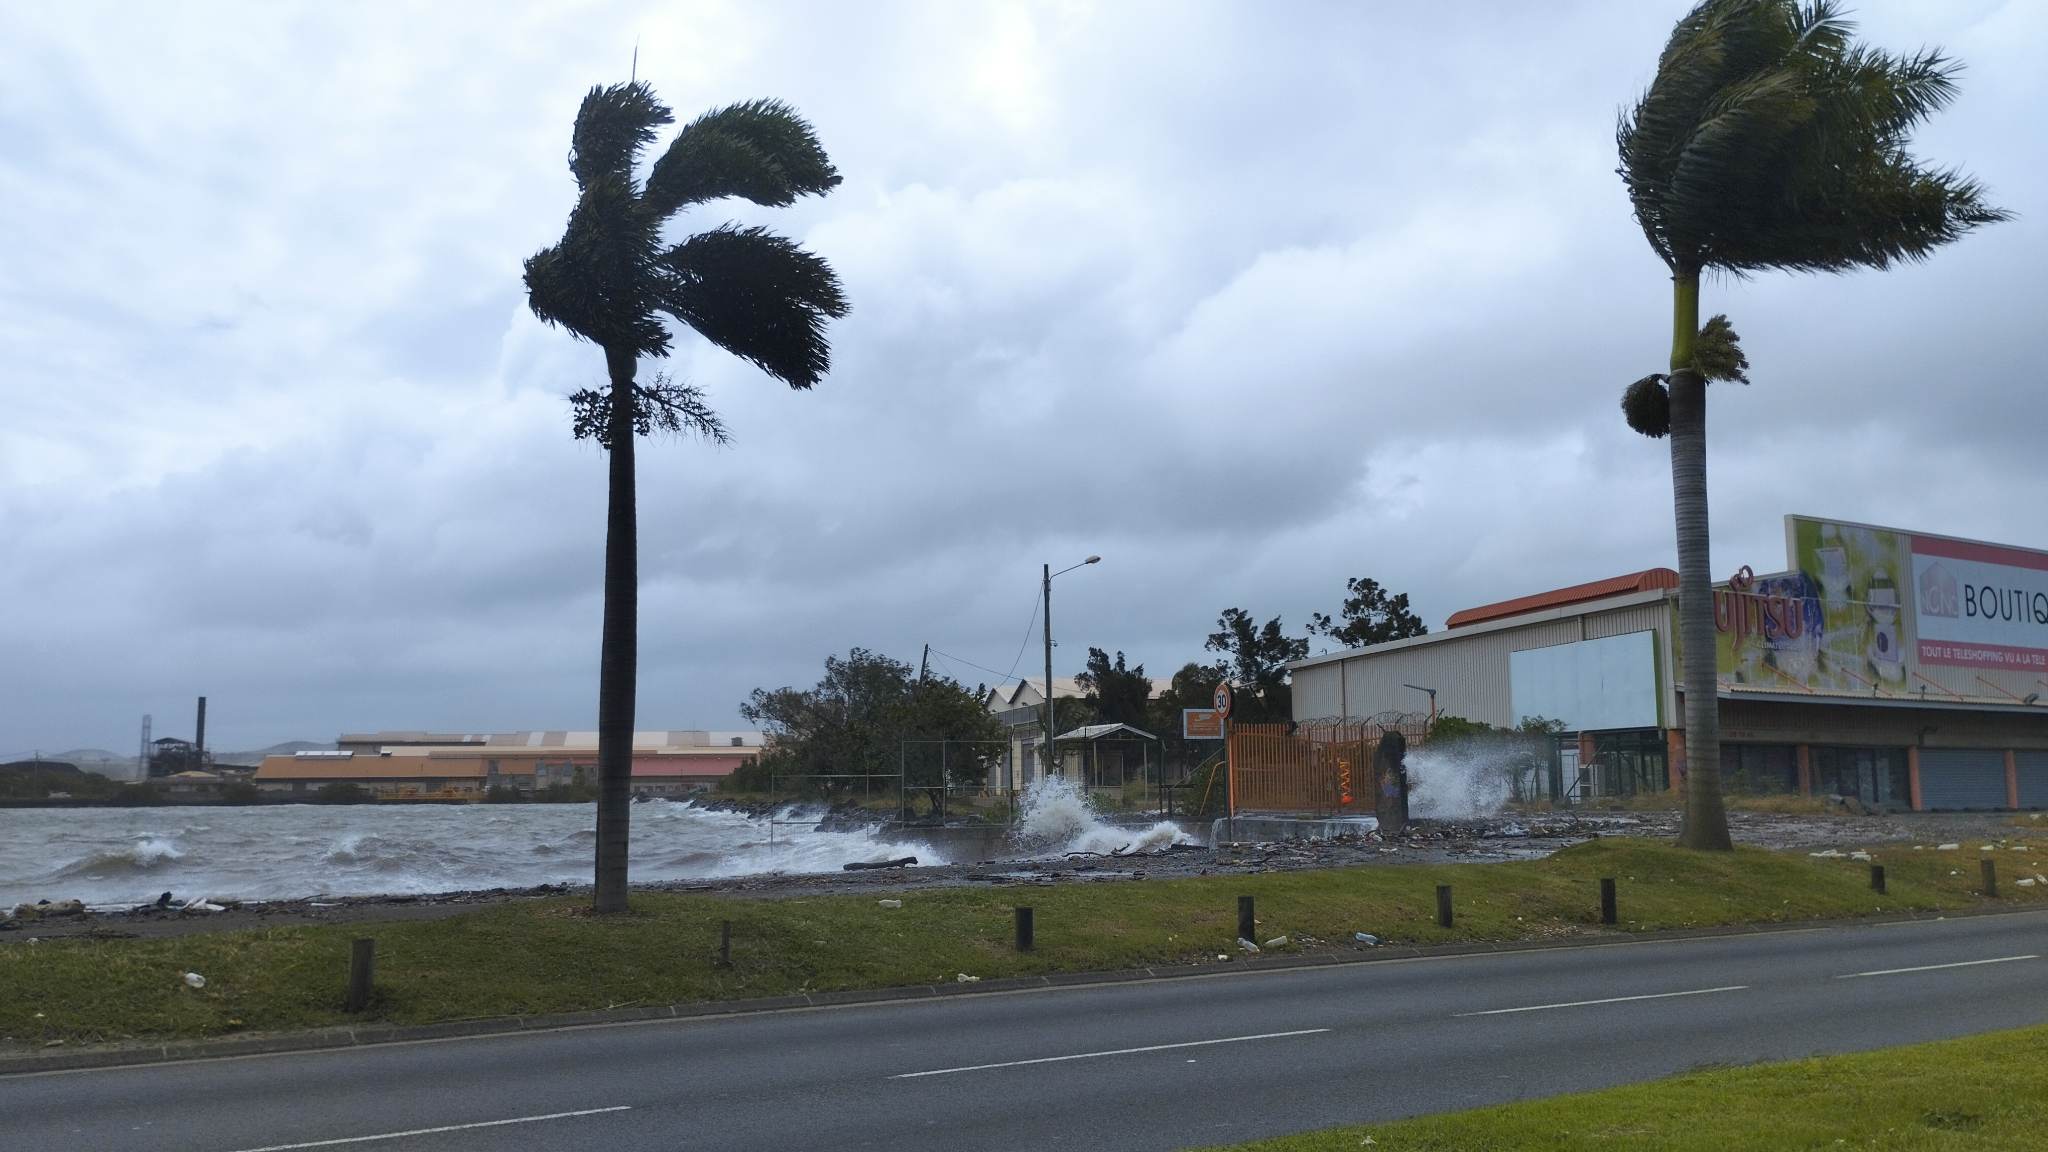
(1011, 776, 1192, 856)
(55, 836, 186, 878)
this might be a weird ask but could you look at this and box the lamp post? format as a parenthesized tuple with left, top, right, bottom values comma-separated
(1043, 555, 1102, 783)
(1403, 683, 1438, 724)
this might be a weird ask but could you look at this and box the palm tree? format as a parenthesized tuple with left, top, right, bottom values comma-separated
(525, 84, 848, 910)
(1617, 0, 2004, 849)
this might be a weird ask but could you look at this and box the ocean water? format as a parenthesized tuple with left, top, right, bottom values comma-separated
(1, 782, 1189, 909)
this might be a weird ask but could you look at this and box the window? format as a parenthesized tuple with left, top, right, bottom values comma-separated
(1720, 744, 1799, 794)
(1590, 729, 1669, 797)
(1812, 746, 1909, 809)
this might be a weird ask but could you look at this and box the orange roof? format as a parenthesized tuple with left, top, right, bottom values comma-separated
(1444, 568, 1678, 630)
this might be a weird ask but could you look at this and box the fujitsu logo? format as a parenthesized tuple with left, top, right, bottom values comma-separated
(1920, 563, 1959, 618)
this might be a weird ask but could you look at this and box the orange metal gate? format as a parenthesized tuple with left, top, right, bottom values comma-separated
(1226, 720, 1427, 817)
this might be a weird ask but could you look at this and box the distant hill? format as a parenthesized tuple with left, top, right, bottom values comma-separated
(46, 748, 128, 765)
(213, 740, 333, 767)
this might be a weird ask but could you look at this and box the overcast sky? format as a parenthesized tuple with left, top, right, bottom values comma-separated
(3, 0, 2043, 756)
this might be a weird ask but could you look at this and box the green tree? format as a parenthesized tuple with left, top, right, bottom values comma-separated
(1309, 576, 1427, 649)
(740, 650, 1004, 809)
(1075, 648, 1153, 728)
(1616, 0, 2004, 850)
(525, 84, 848, 909)
(1204, 609, 1308, 723)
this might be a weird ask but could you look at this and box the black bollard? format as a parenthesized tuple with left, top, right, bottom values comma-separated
(1982, 858, 1999, 898)
(1238, 895, 1256, 942)
(345, 937, 375, 1013)
(1015, 906, 1034, 952)
(718, 919, 732, 968)
(1870, 864, 1886, 894)
(1436, 884, 1453, 929)
(1600, 877, 1617, 925)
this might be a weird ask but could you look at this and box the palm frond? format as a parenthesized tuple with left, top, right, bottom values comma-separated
(1618, 0, 2005, 277)
(655, 225, 849, 389)
(1693, 314, 1750, 383)
(569, 82, 673, 190)
(644, 100, 840, 216)
(524, 175, 670, 354)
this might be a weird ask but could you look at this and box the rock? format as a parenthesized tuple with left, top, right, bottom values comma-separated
(36, 900, 85, 918)
(876, 899, 902, 909)
(1937, 843, 1960, 851)
(183, 972, 206, 989)
(155, 891, 173, 910)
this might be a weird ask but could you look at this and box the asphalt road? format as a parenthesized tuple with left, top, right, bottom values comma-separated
(6, 909, 2048, 1152)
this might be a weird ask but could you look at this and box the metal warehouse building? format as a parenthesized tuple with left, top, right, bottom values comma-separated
(1288, 515, 2048, 811)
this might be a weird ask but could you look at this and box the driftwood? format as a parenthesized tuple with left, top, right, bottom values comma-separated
(843, 856, 919, 871)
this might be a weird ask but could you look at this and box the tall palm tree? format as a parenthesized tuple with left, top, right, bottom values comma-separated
(525, 83, 848, 910)
(1617, 0, 2004, 849)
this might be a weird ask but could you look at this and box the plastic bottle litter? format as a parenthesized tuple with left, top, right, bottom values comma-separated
(1354, 932, 1380, 945)
(1264, 935, 1289, 948)
(1809, 849, 1845, 859)
(1849, 851, 1872, 861)
(1236, 938, 1260, 953)
(183, 972, 206, 989)
(1936, 843, 1960, 851)
(2018, 879, 2037, 888)
(955, 973, 980, 983)
(877, 899, 902, 909)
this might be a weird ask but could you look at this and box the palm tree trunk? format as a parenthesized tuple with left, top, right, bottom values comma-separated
(593, 344, 639, 911)
(1668, 272, 1732, 851)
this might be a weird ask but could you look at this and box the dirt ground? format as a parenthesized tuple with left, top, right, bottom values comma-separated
(5, 808, 2037, 944)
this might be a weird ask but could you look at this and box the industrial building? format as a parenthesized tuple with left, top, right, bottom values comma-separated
(1289, 515, 2048, 811)
(254, 730, 763, 801)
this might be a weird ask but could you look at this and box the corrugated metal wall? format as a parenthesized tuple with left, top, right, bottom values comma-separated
(1918, 749, 2009, 810)
(2017, 751, 2048, 809)
(1294, 598, 1674, 728)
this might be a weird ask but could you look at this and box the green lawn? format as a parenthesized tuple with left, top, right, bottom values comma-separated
(3, 838, 2043, 1047)
(1201, 1023, 2048, 1151)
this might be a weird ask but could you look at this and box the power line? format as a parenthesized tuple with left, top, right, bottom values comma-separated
(927, 646, 1020, 686)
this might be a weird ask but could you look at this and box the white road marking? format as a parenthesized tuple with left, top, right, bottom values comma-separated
(221, 1106, 631, 1151)
(1453, 985, 1748, 1017)
(1837, 954, 2039, 979)
(889, 1028, 1330, 1079)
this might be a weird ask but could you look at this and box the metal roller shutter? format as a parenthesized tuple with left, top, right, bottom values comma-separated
(2017, 752, 2048, 810)
(1918, 749, 2009, 811)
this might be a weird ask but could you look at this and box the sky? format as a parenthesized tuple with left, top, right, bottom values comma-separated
(3, 0, 2044, 756)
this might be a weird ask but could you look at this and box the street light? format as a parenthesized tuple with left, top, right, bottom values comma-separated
(1043, 555, 1102, 784)
(1403, 683, 1439, 724)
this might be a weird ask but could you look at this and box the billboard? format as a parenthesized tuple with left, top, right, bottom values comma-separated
(1711, 516, 2048, 692)
(1908, 535, 2048, 672)
(1509, 632, 1662, 732)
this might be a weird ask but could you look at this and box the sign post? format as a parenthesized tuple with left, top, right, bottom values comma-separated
(1213, 682, 1235, 843)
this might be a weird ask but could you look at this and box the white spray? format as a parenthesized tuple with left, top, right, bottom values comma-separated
(1010, 776, 1192, 855)
(1404, 737, 1540, 820)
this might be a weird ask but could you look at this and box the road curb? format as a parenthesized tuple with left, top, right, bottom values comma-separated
(5, 901, 2043, 1077)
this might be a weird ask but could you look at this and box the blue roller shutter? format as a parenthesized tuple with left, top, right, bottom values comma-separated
(2017, 752, 2048, 810)
(1918, 749, 2009, 811)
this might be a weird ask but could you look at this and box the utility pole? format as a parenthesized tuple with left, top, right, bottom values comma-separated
(917, 643, 930, 687)
(1042, 564, 1055, 781)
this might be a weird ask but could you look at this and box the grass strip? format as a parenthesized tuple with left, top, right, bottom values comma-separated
(1199, 1023, 2048, 1151)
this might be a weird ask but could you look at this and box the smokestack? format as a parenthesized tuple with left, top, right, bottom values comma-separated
(195, 696, 207, 769)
